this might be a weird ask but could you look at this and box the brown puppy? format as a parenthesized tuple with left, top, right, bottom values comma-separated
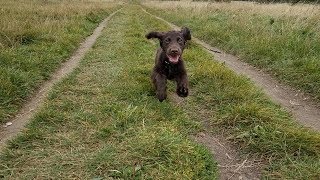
(146, 27, 191, 102)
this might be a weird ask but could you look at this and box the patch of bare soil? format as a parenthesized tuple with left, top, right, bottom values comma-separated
(193, 133, 261, 180)
(169, 93, 263, 180)
(0, 9, 122, 149)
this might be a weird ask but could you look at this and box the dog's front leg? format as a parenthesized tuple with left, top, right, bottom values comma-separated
(176, 73, 188, 97)
(152, 72, 167, 102)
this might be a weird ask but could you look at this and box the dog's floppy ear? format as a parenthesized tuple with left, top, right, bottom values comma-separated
(145, 31, 164, 40)
(181, 27, 191, 41)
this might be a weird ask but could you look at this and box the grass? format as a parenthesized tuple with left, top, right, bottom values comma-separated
(0, 6, 217, 179)
(184, 45, 320, 178)
(0, 0, 121, 122)
(1, 3, 320, 179)
(143, 1, 320, 101)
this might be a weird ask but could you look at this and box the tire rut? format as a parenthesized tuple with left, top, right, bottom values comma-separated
(142, 6, 320, 180)
(142, 6, 265, 179)
(168, 93, 263, 180)
(0, 8, 122, 149)
(140, 7, 320, 132)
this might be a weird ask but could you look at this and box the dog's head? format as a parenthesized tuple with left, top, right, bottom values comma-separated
(146, 27, 191, 64)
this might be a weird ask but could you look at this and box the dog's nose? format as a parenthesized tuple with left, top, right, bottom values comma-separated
(171, 49, 179, 54)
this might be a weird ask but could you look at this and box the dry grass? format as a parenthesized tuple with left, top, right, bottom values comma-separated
(0, 0, 124, 48)
(143, 0, 320, 17)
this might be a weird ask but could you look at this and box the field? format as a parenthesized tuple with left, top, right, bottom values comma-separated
(143, 1, 320, 101)
(0, 0, 121, 122)
(1, 1, 320, 179)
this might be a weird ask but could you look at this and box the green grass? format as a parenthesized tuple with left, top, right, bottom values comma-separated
(183, 43, 320, 179)
(142, 3, 320, 178)
(0, 6, 217, 179)
(0, 0, 121, 122)
(1, 4, 320, 179)
(143, 1, 320, 101)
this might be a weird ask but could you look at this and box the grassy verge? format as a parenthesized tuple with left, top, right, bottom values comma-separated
(143, 1, 320, 101)
(1, 4, 320, 179)
(0, 6, 217, 179)
(0, 0, 121, 122)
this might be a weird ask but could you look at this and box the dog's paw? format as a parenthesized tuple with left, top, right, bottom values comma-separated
(157, 92, 167, 102)
(177, 87, 188, 97)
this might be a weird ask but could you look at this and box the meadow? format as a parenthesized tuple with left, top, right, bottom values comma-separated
(0, 0, 121, 122)
(0, 6, 218, 178)
(143, 1, 320, 101)
(1, 3, 320, 179)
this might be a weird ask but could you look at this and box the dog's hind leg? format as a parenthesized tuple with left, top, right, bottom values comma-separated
(152, 72, 167, 102)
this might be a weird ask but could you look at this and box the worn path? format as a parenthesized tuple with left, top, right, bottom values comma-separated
(0, 9, 122, 149)
(142, 6, 320, 180)
(169, 93, 262, 180)
(141, 7, 320, 132)
(1, 5, 319, 180)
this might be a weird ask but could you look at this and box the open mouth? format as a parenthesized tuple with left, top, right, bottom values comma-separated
(167, 55, 180, 64)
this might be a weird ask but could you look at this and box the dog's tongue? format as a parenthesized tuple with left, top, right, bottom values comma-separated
(168, 55, 180, 64)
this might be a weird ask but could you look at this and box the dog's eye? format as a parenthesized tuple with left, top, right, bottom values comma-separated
(177, 37, 183, 44)
(164, 38, 171, 43)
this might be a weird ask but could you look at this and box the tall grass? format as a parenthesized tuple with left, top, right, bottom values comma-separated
(143, 1, 320, 101)
(0, 0, 121, 122)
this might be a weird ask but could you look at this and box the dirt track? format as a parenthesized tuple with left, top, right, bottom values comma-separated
(141, 7, 320, 132)
(0, 9, 122, 149)
(1, 6, 319, 180)
(142, 7, 320, 180)
(194, 39, 320, 131)
(168, 92, 262, 180)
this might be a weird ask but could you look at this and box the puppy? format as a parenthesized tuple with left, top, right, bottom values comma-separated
(146, 27, 191, 102)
